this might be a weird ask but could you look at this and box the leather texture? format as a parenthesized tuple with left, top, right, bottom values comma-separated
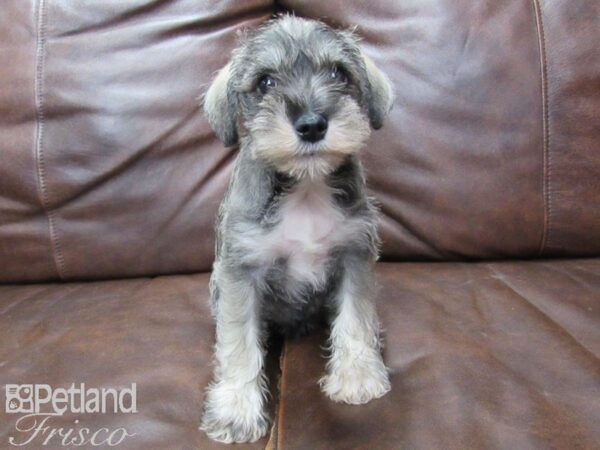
(277, 260, 600, 450)
(0, 0, 272, 282)
(534, 0, 600, 256)
(1, 0, 600, 283)
(1, 261, 598, 449)
(1, 1, 599, 449)
(280, 0, 600, 260)
(0, 273, 279, 450)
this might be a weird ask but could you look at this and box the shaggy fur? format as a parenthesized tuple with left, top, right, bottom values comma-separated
(200, 15, 394, 443)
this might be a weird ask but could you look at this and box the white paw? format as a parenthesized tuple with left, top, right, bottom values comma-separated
(320, 356, 391, 405)
(200, 382, 269, 443)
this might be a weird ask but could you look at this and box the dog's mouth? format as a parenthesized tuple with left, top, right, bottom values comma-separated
(296, 147, 320, 158)
(294, 142, 337, 158)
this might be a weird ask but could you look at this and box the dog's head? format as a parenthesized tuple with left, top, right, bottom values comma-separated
(204, 15, 394, 178)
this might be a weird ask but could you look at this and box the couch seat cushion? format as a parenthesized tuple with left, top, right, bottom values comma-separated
(0, 273, 276, 449)
(277, 260, 600, 450)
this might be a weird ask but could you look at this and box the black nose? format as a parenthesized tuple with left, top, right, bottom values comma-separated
(294, 113, 328, 142)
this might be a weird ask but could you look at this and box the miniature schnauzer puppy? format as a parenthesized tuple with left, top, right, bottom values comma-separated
(200, 15, 394, 444)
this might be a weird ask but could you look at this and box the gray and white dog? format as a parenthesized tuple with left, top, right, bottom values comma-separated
(200, 15, 394, 444)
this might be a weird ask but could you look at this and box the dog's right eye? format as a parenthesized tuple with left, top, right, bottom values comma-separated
(258, 75, 276, 94)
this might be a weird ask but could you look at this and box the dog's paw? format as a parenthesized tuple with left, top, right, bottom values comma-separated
(200, 409, 269, 444)
(320, 357, 391, 405)
(200, 382, 269, 443)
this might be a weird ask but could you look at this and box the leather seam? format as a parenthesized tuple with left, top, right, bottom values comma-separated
(276, 341, 288, 450)
(532, 0, 551, 256)
(34, 0, 66, 280)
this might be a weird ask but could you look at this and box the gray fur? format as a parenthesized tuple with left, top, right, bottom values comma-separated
(200, 15, 393, 444)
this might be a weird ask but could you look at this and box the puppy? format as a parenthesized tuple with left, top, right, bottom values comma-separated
(200, 15, 394, 443)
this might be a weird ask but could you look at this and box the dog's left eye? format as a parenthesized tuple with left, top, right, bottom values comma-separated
(330, 66, 348, 84)
(258, 75, 276, 94)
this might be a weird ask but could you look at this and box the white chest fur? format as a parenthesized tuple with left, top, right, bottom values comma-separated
(263, 178, 345, 285)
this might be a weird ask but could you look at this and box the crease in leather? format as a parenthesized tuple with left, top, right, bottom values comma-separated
(485, 264, 600, 361)
(196, 145, 237, 195)
(151, 142, 237, 240)
(51, 1, 178, 39)
(154, 2, 276, 40)
(53, 1, 274, 40)
(558, 260, 600, 279)
(483, 344, 573, 411)
(145, 146, 236, 261)
(454, 27, 473, 79)
(34, 0, 66, 280)
(531, 0, 551, 256)
(540, 260, 600, 293)
(0, 285, 55, 315)
(378, 201, 447, 260)
(52, 106, 201, 210)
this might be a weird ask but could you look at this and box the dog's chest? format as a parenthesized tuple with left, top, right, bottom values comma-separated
(263, 179, 344, 283)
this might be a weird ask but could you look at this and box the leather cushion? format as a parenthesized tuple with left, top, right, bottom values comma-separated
(0, 0, 273, 282)
(276, 260, 600, 449)
(279, 0, 600, 260)
(0, 273, 278, 449)
(1, 0, 599, 283)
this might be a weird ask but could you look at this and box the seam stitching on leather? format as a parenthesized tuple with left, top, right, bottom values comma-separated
(34, 0, 66, 280)
(532, 0, 551, 256)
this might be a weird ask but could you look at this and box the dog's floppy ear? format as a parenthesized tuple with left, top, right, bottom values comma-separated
(203, 62, 238, 147)
(361, 53, 394, 130)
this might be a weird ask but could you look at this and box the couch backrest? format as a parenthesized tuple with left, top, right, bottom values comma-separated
(1, 0, 599, 283)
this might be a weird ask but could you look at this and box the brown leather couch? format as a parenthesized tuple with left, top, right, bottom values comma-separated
(1, 1, 598, 449)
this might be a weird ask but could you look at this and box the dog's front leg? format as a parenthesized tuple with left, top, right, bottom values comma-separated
(200, 275, 269, 443)
(320, 258, 391, 404)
